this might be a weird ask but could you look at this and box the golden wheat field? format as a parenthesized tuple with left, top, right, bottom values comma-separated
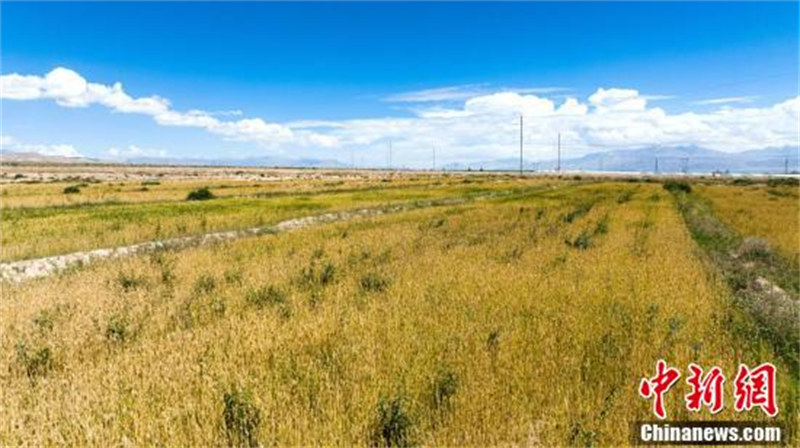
(0, 171, 798, 447)
(696, 183, 800, 265)
(0, 175, 542, 261)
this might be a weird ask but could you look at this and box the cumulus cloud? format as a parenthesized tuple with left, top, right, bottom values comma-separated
(22, 143, 83, 158)
(0, 67, 297, 146)
(108, 145, 167, 159)
(2, 67, 798, 166)
(313, 89, 798, 163)
(465, 92, 556, 116)
(0, 134, 83, 158)
(556, 98, 589, 116)
(589, 88, 648, 112)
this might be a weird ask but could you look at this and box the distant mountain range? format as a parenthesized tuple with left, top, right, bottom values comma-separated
(442, 146, 800, 174)
(0, 151, 102, 164)
(2, 146, 798, 174)
(123, 155, 347, 168)
(0, 151, 345, 168)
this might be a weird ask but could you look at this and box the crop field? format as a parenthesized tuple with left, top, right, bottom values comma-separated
(0, 168, 798, 447)
(695, 182, 799, 266)
(0, 175, 546, 261)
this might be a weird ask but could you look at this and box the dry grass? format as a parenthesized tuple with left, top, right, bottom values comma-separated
(696, 183, 799, 266)
(1, 181, 795, 447)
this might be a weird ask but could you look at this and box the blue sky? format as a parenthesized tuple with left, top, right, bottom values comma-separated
(1, 2, 798, 166)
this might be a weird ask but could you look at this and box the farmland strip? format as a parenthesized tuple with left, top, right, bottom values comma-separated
(0, 197, 476, 283)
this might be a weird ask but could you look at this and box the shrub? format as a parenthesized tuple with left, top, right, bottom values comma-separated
(562, 203, 593, 223)
(223, 388, 261, 448)
(153, 255, 176, 286)
(486, 329, 500, 353)
(431, 368, 459, 410)
(33, 309, 56, 333)
(106, 314, 130, 343)
(371, 395, 415, 448)
(224, 269, 243, 285)
(767, 177, 799, 187)
(616, 190, 634, 204)
(594, 215, 609, 235)
(360, 272, 390, 293)
(301, 259, 336, 287)
(663, 179, 692, 194)
(186, 187, 215, 201)
(245, 285, 286, 308)
(319, 262, 336, 285)
(565, 231, 592, 250)
(63, 185, 81, 194)
(15, 341, 53, 378)
(193, 274, 217, 296)
(738, 237, 773, 261)
(117, 271, 147, 292)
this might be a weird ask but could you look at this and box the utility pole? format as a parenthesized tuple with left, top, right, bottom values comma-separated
(557, 133, 562, 173)
(432, 147, 436, 171)
(681, 157, 689, 174)
(655, 157, 659, 174)
(519, 115, 524, 176)
(785, 157, 789, 175)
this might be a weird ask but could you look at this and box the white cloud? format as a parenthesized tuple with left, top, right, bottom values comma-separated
(465, 92, 556, 116)
(25, 143, 83, 158)
(2, 67, 798, 166)
(384, 84, 488, 102)
(0, 74, 44, 99)
(0, 67, 298, 146)
(307, 89, 798, 163)
(589, 88, 648, 112)
(641, 94, 675, 101)
(384, 84, 569, 103)
(0, 134, 83, 158)
(555, 98, 589, 116)
(0, 135, 18, 147)
(693, 96, 758, 106)
(108, 145, 167, 159)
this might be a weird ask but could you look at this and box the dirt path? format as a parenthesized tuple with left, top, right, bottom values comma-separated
(1, 198, 466, 284)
